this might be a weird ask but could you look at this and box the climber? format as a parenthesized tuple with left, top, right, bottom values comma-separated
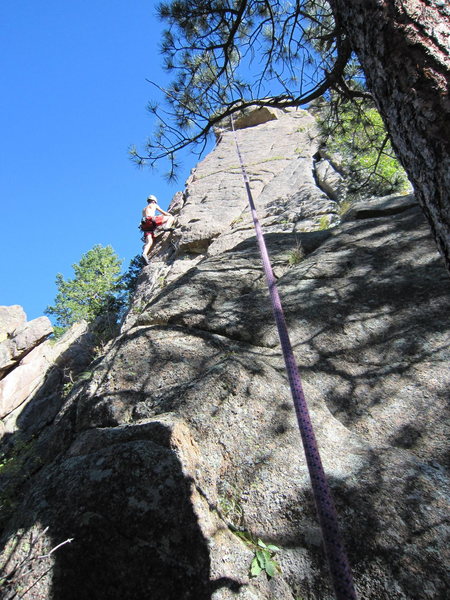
(140, 195, 175, 263)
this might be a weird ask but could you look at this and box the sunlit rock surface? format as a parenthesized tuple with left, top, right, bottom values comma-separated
(0, 109, 448, 600)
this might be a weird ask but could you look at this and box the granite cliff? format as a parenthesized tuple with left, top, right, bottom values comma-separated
(0, 108, 449, 600)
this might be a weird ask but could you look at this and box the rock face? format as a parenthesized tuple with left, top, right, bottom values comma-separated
(0, 306, 27, 342)
(0, 316, 53, 377)
(0, 310, 53, 419)
(0, 315, 96, 433)
(0, 109, 449, 600)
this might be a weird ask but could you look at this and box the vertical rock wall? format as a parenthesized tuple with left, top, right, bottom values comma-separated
(0, 109, 449, 600)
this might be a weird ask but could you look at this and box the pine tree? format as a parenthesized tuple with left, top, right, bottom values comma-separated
(45, 245, 124, 336)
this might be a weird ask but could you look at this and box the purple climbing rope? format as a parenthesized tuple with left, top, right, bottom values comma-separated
(231, 117, 357, 600)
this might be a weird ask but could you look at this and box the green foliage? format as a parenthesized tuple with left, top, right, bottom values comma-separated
(157, 274, 167, 288)
(218, 494, 244, 528)
(44, 249, 144, 341)
(287, 243, 304, 266)
(317, 215, 330, 230)
(234, 532, 282, 579)
(130, 302, 146, 315)
(118, 254, 143, 319)
(338, 199, 353, 216)
(132, 0, 416, 213)
(230, 215, 244, 228)
(45, 244, 124, 334)
(62, 380, 74, 398)
(62, 370, 94, 398)
(250, 539, 281, 578)
(218, 481, 244, 529)
(132, 0, 363, 178)
(0, 455, 13, 476)
(0, 438, 36, 478)
(319, 99, 409, 197)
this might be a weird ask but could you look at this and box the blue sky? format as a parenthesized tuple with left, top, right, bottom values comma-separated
(0, 1, 206, 321)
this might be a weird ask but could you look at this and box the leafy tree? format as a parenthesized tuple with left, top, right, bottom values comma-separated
(318, 97, 410, 197)
(133, 0, 449, 271)
(45, 245, 124, 336)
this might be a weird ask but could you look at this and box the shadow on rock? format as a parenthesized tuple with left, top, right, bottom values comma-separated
(0, 421, 234, 600)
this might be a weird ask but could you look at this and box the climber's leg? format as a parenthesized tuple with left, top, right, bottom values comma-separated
(142, 232, 154, 263)
(162, 214, 175, 230)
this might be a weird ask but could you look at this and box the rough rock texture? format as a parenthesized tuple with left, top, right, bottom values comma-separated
(314, 158, 347, 201)
(0, 315, 53, 377)
(122, 108, 338, 331)
(0, 306, 26, 342)
(0, 109, 449, 600)
(171, 108, 336, 258)
(0, 320, 95, 431)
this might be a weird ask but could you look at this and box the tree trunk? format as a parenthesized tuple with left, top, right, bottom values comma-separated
(331, 0, 450, 272)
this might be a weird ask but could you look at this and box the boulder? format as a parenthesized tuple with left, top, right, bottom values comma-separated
(343, 192, 418, 220)
(0, 316, 53, 378)
(0, 341, 54, 419)
(0, 305, 26, 343)
(0, 321, 93, 427)
(314, 158, 347, 201)
(233, 106, 280, 129)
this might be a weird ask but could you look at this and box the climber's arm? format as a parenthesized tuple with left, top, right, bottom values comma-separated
(155, 204, 171, 217)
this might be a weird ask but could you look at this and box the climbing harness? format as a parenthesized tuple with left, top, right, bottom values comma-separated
(230, 116, 357, 600)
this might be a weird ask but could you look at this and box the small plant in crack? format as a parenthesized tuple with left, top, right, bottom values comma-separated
(287, 242, 305, 267)
(338, 199, 353, 216)
(218, 482, 244, 529)
(250, 538, 281, 578)
(234, 531, 282, 579)
(157, 274, 167, 288)
(230, 215, 244, 228)
(317, 215, 330, 230)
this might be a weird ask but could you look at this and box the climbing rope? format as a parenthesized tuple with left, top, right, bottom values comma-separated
(230, 116, 357, 600)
